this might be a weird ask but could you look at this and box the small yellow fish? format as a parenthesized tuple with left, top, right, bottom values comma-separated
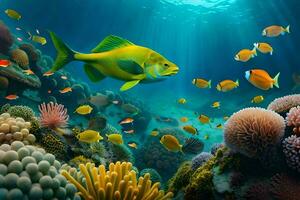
(216, 80, 239, 92)
(198, 114, 210, 124)
(150, 129, 159, 137)
(204, 134, 209, 140)
(77, 130, 103, 143)
(216, 124, 223, 129)
(211, 101, 220, 109)
(160, 134, 182, 152)
(192, 78, 211, 89)
(262, 25, 290, 37)
(74, 105, 93, 115)
(23, 69, 35, 75)
(183, 125, 198, 135)
(234, 48, 257, 62)
(251, 95, 264, 104)
(178, 98, 187, 104)
(128, 142, 138, 149)
(106, 134, 123, 145)
(28, 33, 47, 45)
(180, 117, 189, 123)
(254, 43, 273, 55)
(59, 87, 72, 94)
(223, 116, 229, 121)
(5, 9, 21, 20)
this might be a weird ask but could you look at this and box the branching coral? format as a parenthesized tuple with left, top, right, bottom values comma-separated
(38, 102, 69, 131)
(224, 107, 285, 158)
(61, 161, 174, 200)
(270, 173, 300, 200)
(7, 105, 35, 122)
(282, 135, 300, 172)
(268, 94, 300, 114)
(286, 106, 300, 136)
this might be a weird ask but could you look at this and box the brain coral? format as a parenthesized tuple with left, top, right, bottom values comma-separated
(268, 94, 300, 114)
(282, 135, 300, 172)
(10, 48, 29, 69)
(0, 21, 13, 54)
(0, 141, 80, 200)
(286, 106, 300, 136)
(0, 113, 35, 145)
(224, 107, 285, 158)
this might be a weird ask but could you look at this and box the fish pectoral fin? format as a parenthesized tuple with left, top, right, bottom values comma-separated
(117, 60, 144, 75)
(92, 35, 134, 53)
(120, 80, 141, 91)
(84, 64, 106, 82)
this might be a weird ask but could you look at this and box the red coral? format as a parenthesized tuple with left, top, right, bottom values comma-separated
(270, 173, 300, 200)
(38, 102, 69, 130)
(286, 106, 300, 136)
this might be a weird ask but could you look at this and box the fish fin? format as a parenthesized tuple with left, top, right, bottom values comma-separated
(253, 43, 259, 49)
(120, 80, 141, 91)
(84, 64, 106, 82)
(117, 60, 144, 75)
(270, 51, 273, 55)
(92, 35, 134, 53)
(49, 31, 76, 72)
(252, 47, 257, 56)
(285, 25, 290, 33)
(208, 80, 212, 88)
(273, 72, 280, 88)
(235, 79, 239, 86)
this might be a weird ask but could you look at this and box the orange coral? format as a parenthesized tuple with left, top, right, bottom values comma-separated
(224, 108, 285, 158)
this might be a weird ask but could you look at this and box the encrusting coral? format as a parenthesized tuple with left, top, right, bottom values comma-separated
(61, 161, 174, 200)
(224, 107, 285, 158)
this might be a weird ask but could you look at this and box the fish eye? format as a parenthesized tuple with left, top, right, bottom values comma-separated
(164, 63, 169, 67)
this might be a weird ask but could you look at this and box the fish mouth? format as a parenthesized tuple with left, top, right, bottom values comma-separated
(162, 66, 179, 76)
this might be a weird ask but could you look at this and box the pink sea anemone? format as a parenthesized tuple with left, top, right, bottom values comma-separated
(224, 107, 285, 158)
(286, 106, 300, 135)
(38, 102, 69, 130)
(268, 94, 300, 114)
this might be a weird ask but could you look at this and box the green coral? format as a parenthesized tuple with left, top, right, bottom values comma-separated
(168, 161, 193, 195)
(0, 103, 10, 114)
(7, 105, 35, 121)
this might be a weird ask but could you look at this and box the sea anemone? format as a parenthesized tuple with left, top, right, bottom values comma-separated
(9, 48, 29, 69)
(270, 173, 300, 200)
(286, 106, 300, 136)
(268, 94, 300, 114)
(224, 107, 285, 158)
(38, 102, 69, 131)
(0, 21, 13, 54)
(191, 152, 213, 171)
(282, 135, 300, 172)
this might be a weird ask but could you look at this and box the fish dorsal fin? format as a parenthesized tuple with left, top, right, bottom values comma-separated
(92, 35, 134, 53)
(84, 64, 106, 82)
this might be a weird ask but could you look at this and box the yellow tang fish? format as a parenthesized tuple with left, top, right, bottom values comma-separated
(160, 134, 182, 152)
(182, 125, 198, 135)
(211, 101, 220, 109)
(192, 78, 211, 89)
(234, 48, 257, 62)
(5, 9, 21, 20)
(150, 129, 159, 136)
(128, 142, 138, 149)
(251, 95, 264, 104)
(198, 114, 210, 124)
(245, 69, 280, 90)
(77, 130, 103, 143)
(254, 43, 273, 55)
(28, 32, 47, 45)
(216, 80, 239, 92)
(106, 134, 123, 145)
(74, 105, 93, 115)
(178, 98, 187, 104)
(49, 32, 179, 91)
(262, 25, 290, 37)
(216, 124, 223, 129)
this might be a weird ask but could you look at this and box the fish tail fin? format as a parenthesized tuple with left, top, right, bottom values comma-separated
(252, 47, 257, 56)
(253, 43, 259, 49)
(208, 80, 212, 88)
(49, 31, 76, 72)
(273, 72, 280, 88)
(235, 79, 239, 86)
(285, 25, 290, 33)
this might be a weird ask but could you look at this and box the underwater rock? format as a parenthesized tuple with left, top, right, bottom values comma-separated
(0, 21, 13, 54)
(224, 107, 285, 158)
(9, 48, 29, 69)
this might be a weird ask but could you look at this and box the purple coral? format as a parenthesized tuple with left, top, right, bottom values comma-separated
(282, 135, 300, 172)
(224, 108, 285, 158)
(191, 152, 213, 170)
(268, 94, 300, 114)
(0, 21, 13, 54)
(286, 106, 300, 136)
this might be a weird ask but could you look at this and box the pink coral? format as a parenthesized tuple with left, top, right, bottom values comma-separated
(268, 94, 300, 113)
(38, 102, 69, 129)
(286, 106, 300, 135)
(224, 107, 285, 158)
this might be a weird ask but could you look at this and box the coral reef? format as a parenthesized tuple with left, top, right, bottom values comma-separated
(7, 105, 35, 121)
(140, 168, 162, 185)
(0, 141, 80, 199)
(244, 182, 272, 200)
(191, 152, 213, 171)
(9, 48, 29, 69)
(69, 155, 93, 168)
(282, 135, 300, 172)
(19, 43, 39, 64)
(0, 113, 35, 145)
(270, 173, 300, 200)
(0, 21, 13, 54)
(106, 143, 135, 164)
(211, 143, 225, 155)
(267, 94, 300, 115)
(61, 161, 173, 200)
(224, 107, 285, 158)
(286, 106, 300, 136)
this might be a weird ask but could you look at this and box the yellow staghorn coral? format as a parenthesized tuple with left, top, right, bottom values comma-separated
(61, 161, 173, 200)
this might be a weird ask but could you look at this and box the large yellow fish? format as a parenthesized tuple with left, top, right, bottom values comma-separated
(49, 32, 179, 91)
(5, 9, 21, 20)
(160, 135, 182, 152)
(77, 130, 103, 143)
(106, 134, 123, 145)
(245, 69, 279, 90)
